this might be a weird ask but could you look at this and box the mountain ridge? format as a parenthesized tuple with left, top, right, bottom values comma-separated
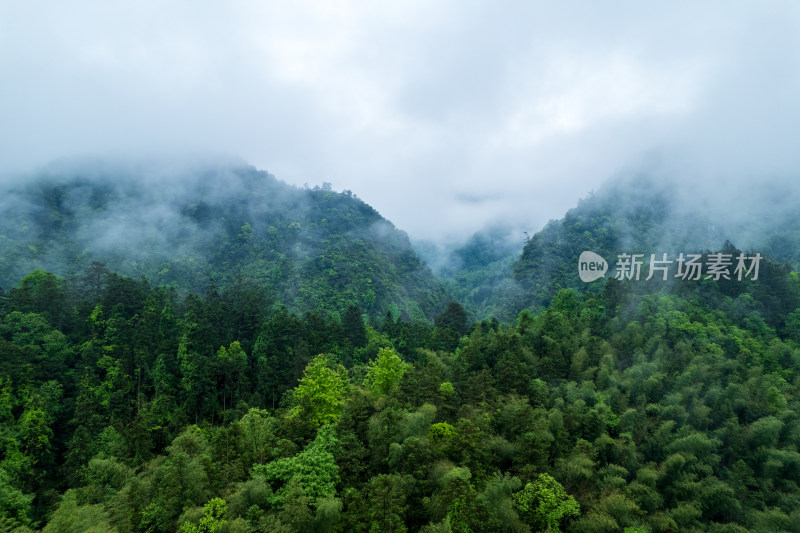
(0, 158, 449, 320)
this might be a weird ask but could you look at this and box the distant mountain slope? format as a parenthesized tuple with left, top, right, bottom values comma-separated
(511, 173, 800, 313)
(416, 226, 524, 323)
(0, 158, 448, 319)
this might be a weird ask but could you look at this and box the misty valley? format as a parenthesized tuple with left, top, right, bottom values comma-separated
(2, 160, 800, 532)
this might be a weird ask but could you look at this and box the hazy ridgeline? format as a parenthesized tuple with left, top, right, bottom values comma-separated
(2, 158, 798, 323)
(415, 169, 800, 321)
(0, 157, 448, 320)
(1, 158, 800, 532)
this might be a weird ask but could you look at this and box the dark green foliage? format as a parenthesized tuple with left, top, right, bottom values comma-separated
(1, 260, 799, 531)
(343, 305, 368, 349)
(2, 167, 800, 531)
(432, 301, 471, 351)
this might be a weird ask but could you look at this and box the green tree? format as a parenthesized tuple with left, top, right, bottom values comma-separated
(140, 426, 212, 531)
(290, 354, 349, 427)
(216, 341, 248, 413)
(236, 408, 279, 467)
(343, 305, 367, 348)
(0, 467, 33, 530)
(362, 474, 415, 533)
(435, 302, 470, 336)
(179, 498, 227, 533)
(513, 473, 580, 532)
(365, 347, 411, 397)
(256, 425, 340, 508)
(433, 301, 470, 350)
(10, 270, 67, 329)
(42, 489, 114, 533)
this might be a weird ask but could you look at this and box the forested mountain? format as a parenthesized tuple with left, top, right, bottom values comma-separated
(0, 159, 448, 321)
(2, 163, 800, 532)
(512, 174, 800, 313)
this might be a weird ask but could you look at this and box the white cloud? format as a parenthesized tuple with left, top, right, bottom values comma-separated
(494, 51, 703, 149)
(1, 1, 799, 241)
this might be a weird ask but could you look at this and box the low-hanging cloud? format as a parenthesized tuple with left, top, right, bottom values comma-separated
(2, 1, 800, 244)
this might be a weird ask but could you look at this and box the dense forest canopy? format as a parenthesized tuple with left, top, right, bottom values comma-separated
(0, 159, 448, 321)
(1, 162, 800, 532)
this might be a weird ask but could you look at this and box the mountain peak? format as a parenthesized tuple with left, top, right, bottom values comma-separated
(0, 159, 447, 320)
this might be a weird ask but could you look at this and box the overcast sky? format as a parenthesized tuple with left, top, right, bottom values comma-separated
(2, 1, 800, 243)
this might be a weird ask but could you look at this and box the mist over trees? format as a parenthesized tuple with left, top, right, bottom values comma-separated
(1, 160, 800, 531)
(509, 173, 800, 316)
(417, 226, 524, 323)
(0, 158, 448, 321)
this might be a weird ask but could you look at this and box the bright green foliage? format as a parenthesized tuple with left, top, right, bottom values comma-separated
(179, 498, 228, 532)
(290, 354, 349, 426)
(18, 407, 52, 461)
(439, 381, 455, 396)
(430, 422, 455, 441)
(256, 425, 340, 507)
(513, 473, 580, 532)
(365, 347, 411, 396)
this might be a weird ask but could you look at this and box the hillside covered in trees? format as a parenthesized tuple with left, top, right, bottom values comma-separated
(0, 159, 448, 321)
(2, 163, 800, 532)
(511, 174, 800, 315)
